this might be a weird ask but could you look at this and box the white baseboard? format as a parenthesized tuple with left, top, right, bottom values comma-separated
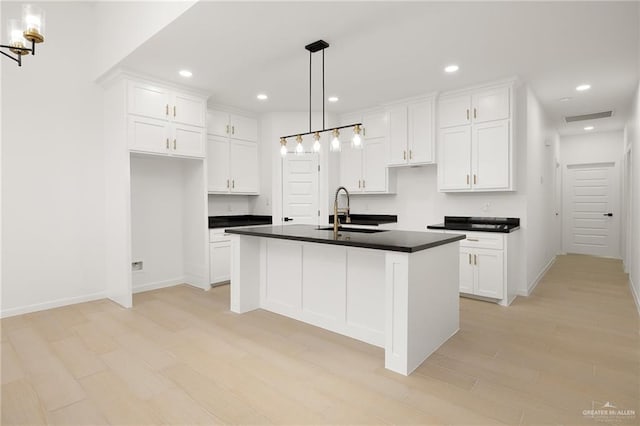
(518, 256, 556, 297)
(184, 274, 210, 291)
(132, 278, 185, 294)
(629, 277, 640, 316)
(1, 291, 107, 319)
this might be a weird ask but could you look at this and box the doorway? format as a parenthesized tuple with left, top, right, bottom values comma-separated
(562, 162, 620, 258)
(281, 153, 320, 225)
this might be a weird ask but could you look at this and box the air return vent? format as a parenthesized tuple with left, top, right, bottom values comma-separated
(565, 110, 613, 123)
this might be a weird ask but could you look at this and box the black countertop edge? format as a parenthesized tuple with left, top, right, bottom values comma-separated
(209, 215, 272, 229)
(427, 224, 520, 233)
(225, 225, 465, 253)
(427, 216, 520, 233)
(328, 214, 398, 226)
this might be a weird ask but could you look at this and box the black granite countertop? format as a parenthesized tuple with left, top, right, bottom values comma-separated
(427, 216, 520, 233)
(328, 214, 397, 226)
(225, 224, 465, 253)
(209, 215, 272, 229)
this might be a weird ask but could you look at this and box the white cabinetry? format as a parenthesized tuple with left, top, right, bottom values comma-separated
(206, 110, 259, 194)
(209, 229, 231, 284)
(338, 111, 393, 194)
(127, 81, 206, 158)
(387, 97, 435, 166)
(437, 82, 514, 192)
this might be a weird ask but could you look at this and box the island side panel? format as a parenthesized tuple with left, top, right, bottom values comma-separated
(384, 242, 460, 375)
(230, 235, 261, 313)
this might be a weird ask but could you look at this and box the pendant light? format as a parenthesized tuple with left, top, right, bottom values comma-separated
(279, 40, 362, 156)
(1, 4, 45, 67)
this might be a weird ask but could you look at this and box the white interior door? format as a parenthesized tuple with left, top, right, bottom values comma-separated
(563, 163, 620, 258)
(282, 154, 319, 225)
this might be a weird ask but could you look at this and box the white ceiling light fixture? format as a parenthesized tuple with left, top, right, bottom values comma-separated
(328, 96, 339, 103)
(179, 69, 193, 78)
(444, 64, 459, 73)
(278, 40, 362, 157)
(257, 93, 268, 100)
(584, 126, 594, 131)
(576, 84, 591, 91)
(559, 97, 572, 102)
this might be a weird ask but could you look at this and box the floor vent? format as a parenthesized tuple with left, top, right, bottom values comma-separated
(565, 110, 613, 123)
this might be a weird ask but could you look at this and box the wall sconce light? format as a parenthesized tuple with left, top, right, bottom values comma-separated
(1, 4, 45, 67)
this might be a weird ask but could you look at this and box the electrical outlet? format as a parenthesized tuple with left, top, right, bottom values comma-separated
(132, 261, 143, 272)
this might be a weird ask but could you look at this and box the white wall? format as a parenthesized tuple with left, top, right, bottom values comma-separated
(93, 1, 196, 79)
(208, 195, 253, 216)
(625, 82, 640, 311)
(1, 2, 106, 316)
(560, 131, 624, 165)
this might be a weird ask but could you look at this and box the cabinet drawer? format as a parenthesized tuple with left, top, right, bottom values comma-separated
(457, 231, 504, 250)
(209, 229, 232, 243)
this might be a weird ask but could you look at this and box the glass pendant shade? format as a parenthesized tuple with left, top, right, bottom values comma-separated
(280, 138, 287, 157)
(351, 125, 362, 149)
(312, 132, 321, 152)
(330, 129, 341, 152)
(22, 4, 45, 43)
(8, 19, 28, 54)
(295, 135, 304, 155)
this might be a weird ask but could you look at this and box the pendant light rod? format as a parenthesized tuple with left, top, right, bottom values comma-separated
(280, 123, 362, 141)
(309, 49, 312, 133)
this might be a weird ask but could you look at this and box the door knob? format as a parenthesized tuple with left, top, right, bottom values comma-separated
(603, 213, 613, 217)
(283, 217, 294, 222)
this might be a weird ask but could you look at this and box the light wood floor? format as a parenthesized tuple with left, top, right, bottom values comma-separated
(2, 254, 638, 425)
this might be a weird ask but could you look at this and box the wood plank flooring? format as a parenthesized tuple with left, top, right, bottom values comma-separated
(2, 254, 638, 425)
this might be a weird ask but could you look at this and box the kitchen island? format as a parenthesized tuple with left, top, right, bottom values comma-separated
(226, 224, 465, 375)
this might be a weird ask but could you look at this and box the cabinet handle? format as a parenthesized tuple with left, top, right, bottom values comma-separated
(173, 139, 177, 150)
(232, 180, 235, 188)
(474, 254, 477, 265)
(173, 106, 176, 117)
(165, 104, 169, 116)
(232, 125, 235, 135)
(226, 124, 229, 134)
(467, 238, 479, 242)
(409, 150, 413, 160)
(468, 253, 472, 265)
(466, 109, 469, 120)
(473, 174, 477, 185)
(466, 174, 470, 185)
(362, 180, 365, 188)
(403, 151, 406, 160)
(358, 180, 361, 188)
(226, 179, 229, 188)
(473, 108, 477, 119)
(166, 138, 169, 149)
(362, 127, 366, 137)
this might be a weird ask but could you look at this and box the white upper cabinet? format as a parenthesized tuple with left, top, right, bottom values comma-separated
(437, 81, 515, 192)
(338, 110, 393, 194)
(206, 110, 259, 195)
(387, 97, 435, 166)
(126, 80, 206, 158)
(207, 110, 258, 142)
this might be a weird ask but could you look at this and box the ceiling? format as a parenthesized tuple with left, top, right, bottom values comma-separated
(118, 1, 639, 136)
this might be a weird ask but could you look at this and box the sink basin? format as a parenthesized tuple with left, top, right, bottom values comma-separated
(316, 226, 388, 234)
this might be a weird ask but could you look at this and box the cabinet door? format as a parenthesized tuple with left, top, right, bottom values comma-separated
(128, 115, 169, 154)
(438, 126, 471, 190)
(387, 105, 408, 166)
(362, 111, 387, 139)
(210, 241, 231, 283)
(173, 93, 206, 127)
(408, 99, 434, 164)
(472, 86, 510, 124)
(472, 119, 510, 190)
(207, 136, 230, 192)
(230, 114, 258, 142)
(474, 248, 504, 299)
(339, 143, 363, 192)
(459, 247, 475, 294)
(172, 124, 205, 158)
(438, 94, 471, 128)
(229, 140, 259, 193)
(128, 81, 171, 121)
(363, 137, 388, 192)
(207, 110, 230, 137)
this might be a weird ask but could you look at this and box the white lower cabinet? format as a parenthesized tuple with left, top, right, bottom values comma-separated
(209, 229, 231, 284)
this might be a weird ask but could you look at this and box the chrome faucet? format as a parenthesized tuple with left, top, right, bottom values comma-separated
(333, 186, 351, 233)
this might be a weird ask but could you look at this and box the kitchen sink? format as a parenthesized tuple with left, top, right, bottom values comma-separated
(316, 226, 388, 234)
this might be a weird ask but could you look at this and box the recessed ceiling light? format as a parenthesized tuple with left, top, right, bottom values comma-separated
(576, 84, 591, 91)
(444, 64, 459, 73)
(256, 93, 268, 100)
(328, 96, 339, 103)
(584, 126, 594, 131)
(179, 70, 192, 78)
(559, 97, 572, 102)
